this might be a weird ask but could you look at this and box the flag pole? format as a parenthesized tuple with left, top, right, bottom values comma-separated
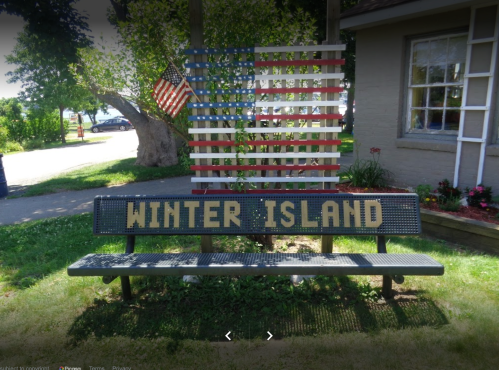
(167, 58, 202, 103)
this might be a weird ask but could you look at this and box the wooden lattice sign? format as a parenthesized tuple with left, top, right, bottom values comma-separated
(184, 44, 346, 194)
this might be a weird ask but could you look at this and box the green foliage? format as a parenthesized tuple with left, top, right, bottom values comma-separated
(0, 98, 27, 143)
(436, 179, 462, 202)
(21, 158, 194, 197)
(438, 197, 461, 212)
(342, 143, 391, 188)
(6, 14, 91, 143)
(465, 184, 493, 209)
(21, 138, 45, 150)
(78, 0, 317, 143)
(1, 141, 23, 153)
(204, 0, 315, 48)
(415, 184, 433, 204)
(0, 124, 8, 149)
(25, 108, 69, 143)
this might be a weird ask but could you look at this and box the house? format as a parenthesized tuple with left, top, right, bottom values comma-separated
(340, 0, 499, 190)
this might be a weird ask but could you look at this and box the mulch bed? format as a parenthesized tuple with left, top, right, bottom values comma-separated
(336, 183, 499, 226)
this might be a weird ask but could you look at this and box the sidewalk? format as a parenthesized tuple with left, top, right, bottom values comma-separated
(0, 153, 354, 226)
(0, 176, 195, 226)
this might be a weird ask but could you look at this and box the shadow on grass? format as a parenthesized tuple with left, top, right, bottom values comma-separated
(67, 275, 448, 345)
(339, 235, 462, 257)
(22, 159, 193, 197)
(0, 214, 197, 290)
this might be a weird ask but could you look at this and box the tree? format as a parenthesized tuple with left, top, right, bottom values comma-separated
(6, 27, 91, 143)
(75, 0, 190, 166)
(0, 0, 91, 64)
(76, 0, 317, 168)
(278, 0, 358, 133)
(3, 0, 93, 143)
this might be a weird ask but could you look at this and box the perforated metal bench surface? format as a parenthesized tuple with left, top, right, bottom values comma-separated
(68, 253, 444, 277)
(67, 193, 444, 300)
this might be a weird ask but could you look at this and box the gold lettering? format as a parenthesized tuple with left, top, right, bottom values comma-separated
(224, 201, 241, 227)
(164, 201, 180, 228)
(149, 202, 160, 228)
(343, 200, 361, 228)
(184, 201, 200, 228)
(301, 200, 318, 227)
(365, 200, 383, 227)
(322, 201, 339, 227)
(127, 202, 146, 228)
(281, 201, 295, 228)
(265, 200, 277, 227)
(204, 201, 220, 228)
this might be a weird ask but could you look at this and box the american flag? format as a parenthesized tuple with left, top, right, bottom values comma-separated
(184, 45, 346, 194)
(152, 63, 191, 118)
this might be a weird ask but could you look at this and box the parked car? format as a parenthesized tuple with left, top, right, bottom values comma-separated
(90, 118, 133, 133)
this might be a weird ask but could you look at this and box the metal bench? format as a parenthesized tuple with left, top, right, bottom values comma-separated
(67, 193, 444, 300)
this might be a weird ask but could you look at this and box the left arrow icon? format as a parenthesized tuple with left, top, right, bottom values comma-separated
(225, 331, 232, 341)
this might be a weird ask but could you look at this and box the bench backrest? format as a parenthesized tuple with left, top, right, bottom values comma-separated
(93, 193, 421, 236)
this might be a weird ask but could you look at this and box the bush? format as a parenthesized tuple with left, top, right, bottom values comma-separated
(343, 144, 392, 188)
(438, 197, 461, 212)
(415, 184, 433, 204)
(25, 109, 68, 143)
(3, 141, 23, 152)
(0, 125, 7, 149)
(465, 184, 493, 209)
(436, 179, 461, 203)
(22, 138, 45, 150)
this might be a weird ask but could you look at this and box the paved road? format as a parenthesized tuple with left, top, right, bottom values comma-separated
(2, 130, 138, 187)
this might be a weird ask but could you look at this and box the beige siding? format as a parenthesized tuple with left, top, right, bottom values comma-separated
(354, 8, 499, 189)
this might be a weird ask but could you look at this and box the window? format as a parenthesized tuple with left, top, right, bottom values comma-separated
(407, 33, 467, 134)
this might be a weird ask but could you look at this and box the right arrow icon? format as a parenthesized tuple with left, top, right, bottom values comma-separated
(267, 331, 273, 340)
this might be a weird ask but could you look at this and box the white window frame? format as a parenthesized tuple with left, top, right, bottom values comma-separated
(406, 32, 468, 136)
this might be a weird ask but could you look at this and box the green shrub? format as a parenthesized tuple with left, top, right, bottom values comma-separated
(0, 124, 8, 149)
(22, 138, 45, 150)
(415, 184, 432, 204)
(465, 184, 493, 209)
(1, 141, 23, 153)
(436, 179, 461, 202)
(438, 197, 461, 212)
(25, 109, 68, 143)
(342, 144, 392, 188)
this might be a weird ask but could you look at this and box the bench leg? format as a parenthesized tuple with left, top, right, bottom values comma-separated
(121, 276, 132, 301)
(120, 235, 135, 300)
(377, 235, 393, 299)
(382, 275, 393, 299)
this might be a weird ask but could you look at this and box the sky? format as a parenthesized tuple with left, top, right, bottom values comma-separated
(0, 0, 117, 99)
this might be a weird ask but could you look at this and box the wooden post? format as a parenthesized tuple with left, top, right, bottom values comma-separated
(189, 0, 213, 253)
(321, 0, 341, 253)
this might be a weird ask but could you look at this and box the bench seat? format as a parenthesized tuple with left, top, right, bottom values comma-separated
(68, 253, 444, 277)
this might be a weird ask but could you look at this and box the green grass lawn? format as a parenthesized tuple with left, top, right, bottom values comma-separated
(3, 132, 111, 155)
(17, 158, 194, 197)
(0, 214, 498, 368)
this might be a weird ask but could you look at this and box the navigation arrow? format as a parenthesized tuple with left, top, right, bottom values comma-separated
(225, 331, 231, 341)
(267, 331, 273, 340)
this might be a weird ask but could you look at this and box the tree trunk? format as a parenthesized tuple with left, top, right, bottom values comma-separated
(87, 113, 96, 125)
(94, 92, 178, 166)
(59, 105, 66, 143)
(344, 84, 355, 134)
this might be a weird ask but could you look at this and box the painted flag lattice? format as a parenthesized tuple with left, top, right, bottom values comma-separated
(152, 63, 192, 118)
(184, 44, 346, 194)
